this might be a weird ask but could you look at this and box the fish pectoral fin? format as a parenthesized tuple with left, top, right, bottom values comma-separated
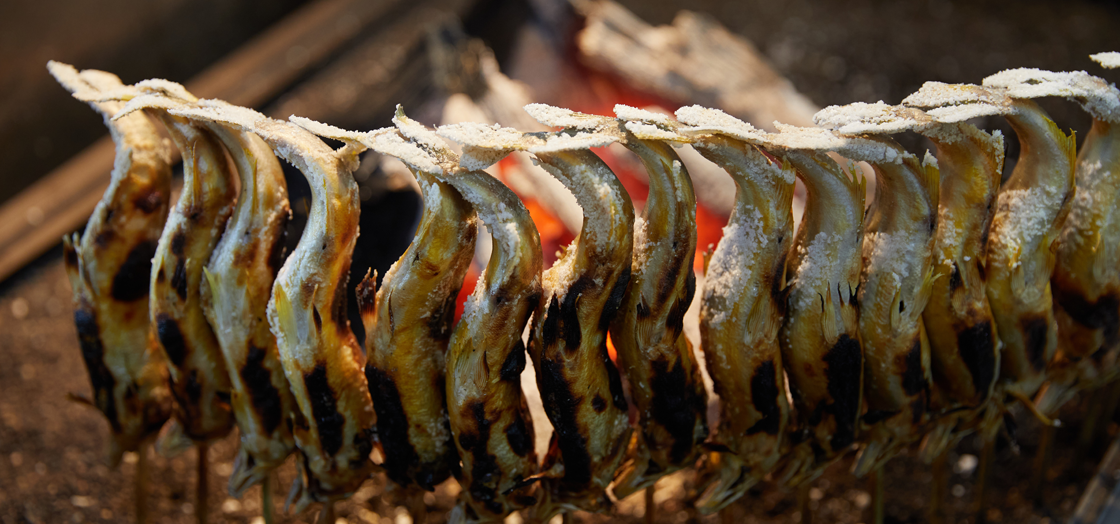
(355, 269, 378, 337)
(819, 284, 840, 345)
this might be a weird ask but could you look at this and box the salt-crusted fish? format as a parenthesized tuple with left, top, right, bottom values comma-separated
(815, 104, 940, 476)
(540, 105, 709, 500)
(756, 124, 869, 485)
(906, 82, 1076, 407)
(819, 101, 1006, 458)
(980, 67, 1120, 412)
(198, 112, 297, 496)
(675, 106, 794, 511)
(112, 93, 239, 454)
(445, 104, 635, 517)
(436, 119, 548, 521)
(146, 99, 377, 511)
(49, 62, 174, 465)
(300, 113, 476, 493)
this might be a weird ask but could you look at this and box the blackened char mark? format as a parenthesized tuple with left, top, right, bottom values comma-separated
(111, 240, 157, 302)
(74, 308, 120, 432)
(602, 341, 627, 410)
(899, 339, 927, 397)
(428, 290, 460, 341)
(460, 401, 503, 515)
(364, 364, 420, 486)
(64, 241, 79, 270)
(592, 395, 606, 413)
(170, 232, 185, 257)
(769, 250, 790, 317)
(666, 296, 688, 340)
(1020, 315, 1049, 371)
(560, 276, 591, 351)
(242, 345, 284, 434)
(823, 334, 862, 451)
(949, 262, 963, 293)
(600, 267, 631, 330)
(957, 321, 996, 402)
(537, 356, 592, 490)
(506, 410, 533, 457)
(500, 340, 527, 382)
(304, 364, 346, 457)
(133, 188, 164, 214)
(648, 357, 705, 463)
(1055, 285, 1120, 351)
(184, 369, 203, 403)
(862, 410, 899, 425)
(541, 296, 561, 349)
(156, 313, 187, 368)
(331, 268, 351, 335)
(170, 258, 187, 300)
(746, 360, 781, 436)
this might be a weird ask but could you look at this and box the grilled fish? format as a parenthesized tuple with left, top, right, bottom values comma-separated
(447, 104, 635, 517)
(761, 125, 869, 485)
(982, 68, 1120, 412)
(675, 106, 795, 511)
(50, 62, 174, 465)
(906, 83, 1076, 406)
(139, 100, 378, 510)
(118, 94, 238, 454)
(198, 114, 298, 496)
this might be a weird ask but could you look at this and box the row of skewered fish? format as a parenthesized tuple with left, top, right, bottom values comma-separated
(51, 51, 1120, 521)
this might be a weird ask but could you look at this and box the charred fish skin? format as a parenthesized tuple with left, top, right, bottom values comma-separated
(355, 116, 477, 492)
(357, 169, 474, 492)
(441, 169, 543, 523)
(984, 99, 1076, 399)
(775, 149, 865, 485)
(50, 62, 174, 465)
(199, 120, 298, 497)
(530, 146, 634, 514)
(140, 101, 377, 510)
(686, 127, 795, 511)
(607, 107, 708, 500)
(140, 103, 238, 453)
(850, 139, 939, 477)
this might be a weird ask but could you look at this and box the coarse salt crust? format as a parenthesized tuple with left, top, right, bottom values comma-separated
(292, 116, 444, 175)
(524, 103, 604, 129)
(1091, 52, 1120, 69)
(623, 121, 685, 141)
(702, 205, 765, 327)
(675, 105, 767, 144)
(438, 121, 618, 170)
(769, 123, 905, 164)
(1061, 159, 1111, 249)
(987, 182, 1067, 270)
(789, 231, 845, 311)
(983, 68, 1120, 123)
(813, 102, 934, 135)
(902, 82, 1014, 123)
(392, 108, 454, 155)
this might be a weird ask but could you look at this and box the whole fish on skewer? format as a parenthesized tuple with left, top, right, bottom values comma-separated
(979, 67, 1120, 413)
(294, 111, 479, 495)
(198, 110, 298, 496)
(445, 104, 635, 518)
(674, 106, 795, 511)
(110, 90, 239, 454)
(814, 101, 1006, 458)
(815, 104, 941, 476)
(140, 99, 377, 511)
(905, 82, 1076, 413)
(756, 124, 869, 485)
(49, 62, 174, 465)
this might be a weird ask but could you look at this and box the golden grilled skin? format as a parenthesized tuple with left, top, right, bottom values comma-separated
(692, 135, 794, 512)
(199, 120, 297, 497)
(50, 62, 173, 466)
(774, 149, 866, 485)
(144, 105, 237, 454)
(145, 99, 377, 510)
(985, 100, 1076, 401)
(355, 166, 474, 492)
(443, 169, 543, 522)
(852, 139, 940, 477)
(609, 130, 707, 500)
(1049, 117, 1120, 402)
(920, 123, 1004, 457)
(354, 137, 476, 491)
(527, 147, 634, 517)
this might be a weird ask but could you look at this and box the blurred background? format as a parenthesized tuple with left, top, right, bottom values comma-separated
(3, 0, 1120, 522)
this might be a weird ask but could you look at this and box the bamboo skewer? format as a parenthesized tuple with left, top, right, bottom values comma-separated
(645, 484, 656, 524)
(870, 466, 885, 524)
(197, 443, 209, 524)
(135, 444, 149, 524)
(975, 434, 995, 523)
(262, 475, 275, 524)
(930, 449, 947, 524)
